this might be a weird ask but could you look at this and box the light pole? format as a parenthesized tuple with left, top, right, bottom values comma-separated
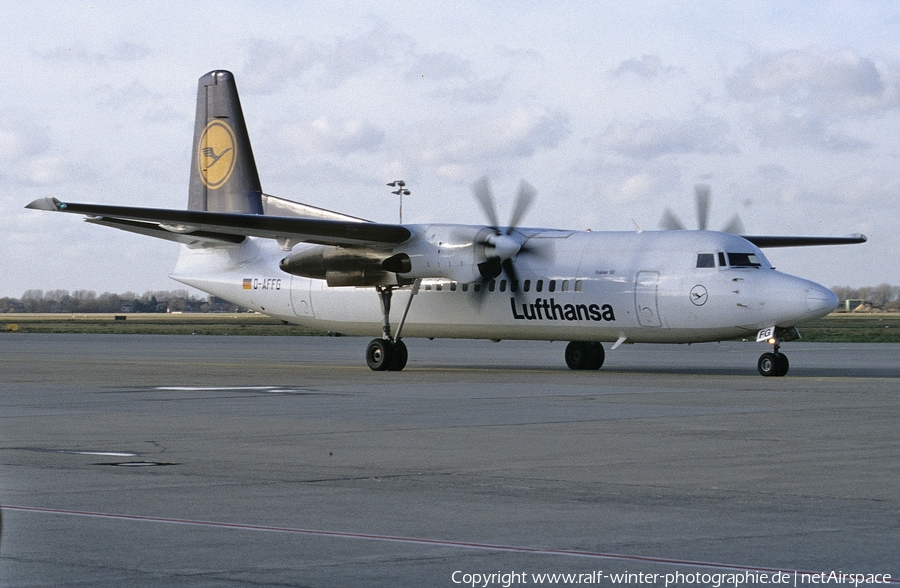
(386, 180, 410, 224)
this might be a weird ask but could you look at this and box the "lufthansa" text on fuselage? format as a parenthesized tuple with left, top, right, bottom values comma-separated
(510, 297, 616, 321)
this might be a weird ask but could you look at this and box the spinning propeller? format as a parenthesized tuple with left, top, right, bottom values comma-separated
(470, 176, 536, 293)
(659, 184, 745, 234)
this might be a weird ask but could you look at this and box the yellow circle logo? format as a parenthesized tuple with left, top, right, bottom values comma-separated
(198, 120, 236, 189)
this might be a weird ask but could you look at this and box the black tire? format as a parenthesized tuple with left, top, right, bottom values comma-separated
(565, 341, 588, 370)
(584, 342, 605, 370)
(775, 352, 789, 376)
(366, 338, 393, 371)
(758, 352, 781, 377)
(387, 340, 408, 371)
(566, 341, 604, 370)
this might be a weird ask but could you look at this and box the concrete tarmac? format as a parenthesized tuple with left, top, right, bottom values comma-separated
(1, 334, 898, 587)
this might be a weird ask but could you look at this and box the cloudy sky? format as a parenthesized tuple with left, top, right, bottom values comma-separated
(2, 1, 898, 298)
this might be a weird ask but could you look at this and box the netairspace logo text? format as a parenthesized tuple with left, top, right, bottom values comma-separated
(450, 570, 893, 587)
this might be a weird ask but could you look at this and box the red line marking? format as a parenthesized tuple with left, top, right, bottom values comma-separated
(2, 505, 897, 582)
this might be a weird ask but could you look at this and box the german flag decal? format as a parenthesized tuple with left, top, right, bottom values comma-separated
(242, 278, 253, 289)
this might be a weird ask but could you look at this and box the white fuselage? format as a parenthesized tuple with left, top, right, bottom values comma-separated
(171, 227, 838, 344)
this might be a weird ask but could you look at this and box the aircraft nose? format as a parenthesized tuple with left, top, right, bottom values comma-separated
(806, 283, 839, 313)
(767, 274, 839, 325)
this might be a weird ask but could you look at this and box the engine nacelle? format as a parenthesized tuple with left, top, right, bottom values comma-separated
(280, 245, 399, 287)
(281, 224, 523, 287)
(389, 224, 501, 283)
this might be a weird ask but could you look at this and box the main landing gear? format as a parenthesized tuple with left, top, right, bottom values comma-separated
(565, 341, 605, 370)
(366, 282, 418, 371)
(365, 337, 408, 371)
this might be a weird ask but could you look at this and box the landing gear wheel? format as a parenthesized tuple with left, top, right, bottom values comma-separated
(565, 342, 587, 369)
(366, 339, 393, 371)
(775, 352, 789, 376)
(584, 342, 604, 370)
(366, 339, 408, 371)
(565, 341, 604, 370)
(388, 339, 408, 371)
(758, 352, 789, 377)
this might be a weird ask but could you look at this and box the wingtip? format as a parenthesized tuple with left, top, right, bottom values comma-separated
(25, 197, 62, 211)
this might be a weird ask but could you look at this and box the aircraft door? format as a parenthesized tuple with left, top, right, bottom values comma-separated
(290, 276, 314, 317)
(635, 271, 662, 327)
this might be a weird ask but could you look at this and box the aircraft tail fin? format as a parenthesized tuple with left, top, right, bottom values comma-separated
(188, 70, 263, 214)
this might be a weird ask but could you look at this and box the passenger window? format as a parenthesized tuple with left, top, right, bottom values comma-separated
(536, 280, 544, 292)
(562, 280, 569, 292)
(548, 280, 556, 292)
(524, 280, 531, 292)
(697, 253, 715, 268)
(462, 283, 469, 292)
(436, 283, 442, 291)
(473, 283, 481, 292)
(488, 280, 496, 292)
(575, 280, 583, 292)
(499, 280, 507, 292)
(450, 282, 457, 291)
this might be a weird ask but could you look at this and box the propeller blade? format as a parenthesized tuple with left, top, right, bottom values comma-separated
(468, 176, 538, 309)
(472, 176, 500, 230)
(505, 180, 536, 233)
(721, 214, 745, 235)
(660, 208, 686, 231)
(695, 184, 711, 231)
(501, 257, 528, 302)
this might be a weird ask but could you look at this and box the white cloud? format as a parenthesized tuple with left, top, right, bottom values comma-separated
(612, 54, 682, 79)
(749, 108, 871, 151)
(728, 49, 900, 151)
(596, 115, 738, 159)
(39, 40, 151, 65)
(277, 117, 386, 155)
(240, 25, 413, 94)
(416, 106, 571, 166)
(406, 52, 507, 103)
(406, 52, 473, 82)
(728, 49, 898, 115)
(0, 110, 77, 187)
(0, 110, 47, 161)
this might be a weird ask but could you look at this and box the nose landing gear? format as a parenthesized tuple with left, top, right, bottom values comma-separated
(758, 346, 789, 377)
(757, 326, 799, 377)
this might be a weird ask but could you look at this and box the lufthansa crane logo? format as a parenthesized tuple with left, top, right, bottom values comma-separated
(198, 120, 236, 189)
(690, 284, 709, 306)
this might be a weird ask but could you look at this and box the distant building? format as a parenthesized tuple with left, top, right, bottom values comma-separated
(844, 299, 870, 312)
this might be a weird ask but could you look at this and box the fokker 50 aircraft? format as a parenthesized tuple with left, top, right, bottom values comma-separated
(28, 70, 866, 376)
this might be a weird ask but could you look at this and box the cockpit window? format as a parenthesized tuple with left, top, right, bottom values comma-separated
(727, 252, 762, 267)
(696, 253, 715, 268)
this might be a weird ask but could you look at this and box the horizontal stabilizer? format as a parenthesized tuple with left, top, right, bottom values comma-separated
(743, 234, 867, 248)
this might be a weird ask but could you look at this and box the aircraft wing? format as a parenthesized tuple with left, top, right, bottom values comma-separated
(742, 234, 867, 248)
(26, 197, 411, 248)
